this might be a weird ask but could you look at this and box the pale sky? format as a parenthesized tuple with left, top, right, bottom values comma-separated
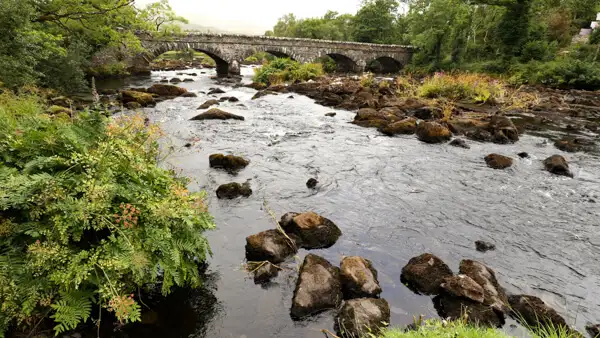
(135, 0, 362, 34)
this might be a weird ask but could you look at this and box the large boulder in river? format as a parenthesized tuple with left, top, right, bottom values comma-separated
(459, 260, 509, 313)
(191, 108, 245, 121)
(441, 275, 485, 303)
(279, 212, 342, 249)
(335, 298, 390, 337)
(544, 155, 573, 178)
(379, 117, 417, 136)
(416, 122, 452, 143)
(245, 229, 297, 263)
(216, 182, 252, 199)
(291, 254, 342, 319)
(121, 90, 155, 107)
(340, 256, 382, 299)
(484, 154, 513, 170)
(400, 253, 453, 295)
(147, 84, 187, 97)
(198, 99, 219, 109)
(508, 295, 569, 332)
(208, 154, 249, 171)
(434, 294, 504, 328)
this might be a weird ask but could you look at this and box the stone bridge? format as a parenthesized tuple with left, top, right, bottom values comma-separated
(130, 32, 414, 76)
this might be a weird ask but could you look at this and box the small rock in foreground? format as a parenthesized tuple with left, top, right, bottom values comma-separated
(400, 253, 453, 295)
(306, 178, 318, 189)
(208, 154, 249, 171)
(245, 229, 297, 263)
(280, 212, 342, 249)
(475, 240, 496, 252)
(253, 261, 279, 284)
(291, 254, 342, 319)
(340, 256, 382, 299)
(335, 298, 390, 337)
(449, 138, 470, 149)
(216, 182, 252, 199)
(544, 155, 573, 178)
(484, 154, 513, 169)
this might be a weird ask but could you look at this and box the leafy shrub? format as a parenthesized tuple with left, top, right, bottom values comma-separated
(0, 93, 214, 335)
(418, 72, 505, 103)
(360, 72, 375, 88)
(253, 58, 323, 85)
(521, 40, 558, 62)
(87, 62, 129, 78)
(509, 58, 600, 90)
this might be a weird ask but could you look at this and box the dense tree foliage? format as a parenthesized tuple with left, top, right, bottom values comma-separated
(0, 0, 185, 92)
(267, 0, 600, 87)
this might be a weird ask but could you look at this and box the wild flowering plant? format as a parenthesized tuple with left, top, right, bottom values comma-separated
(0, 93, 215, 335)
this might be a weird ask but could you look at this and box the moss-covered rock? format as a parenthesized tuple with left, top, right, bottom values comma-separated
(245, 229, 297, 263)
(279, 212, 342, 249)
(208, 154, 249, 171)
(544, 155, 573, 177)
(340, 256, 382, 299)
(147, 84, 187, 97)
(416, 122, 452, 143)
(215, 182, 252, 199)
(336, 298, 390, 337)
(191, 109, 245, 121)
(125, 102, 142, 109)
(121, 90, 155, 107)
(198, 99, 220, 109)
(400, 253, 453, 295)
(46, 105, 73, 116)
(379, 117, 417, 136)
(291, 254, 342, 319)
(484, 154, 513, 169)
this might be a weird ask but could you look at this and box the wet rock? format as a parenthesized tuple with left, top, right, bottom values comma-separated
(252, 90, 278, 100)
(198, 99, 220, 109)
(191, 108, 245, 121)
(489, 115, 519, 144)
(306, 178, 318, 189)
(416, 122, 452, 144)
(441, 275, 485, 303)
(408, 106, 441, 120)
(400, 253, 453, 295)
(121, 90, 155, 107)
(246, 82, 267, 90)
(586, 324, 600, 338)
(379, 117, 417, 136)
(183, 78, 194, 82)
(159, 79, 169, 83)
(147, 84, 188, 97)
(218, 97, 229, 102)
(245, 229, 297, 263)
(484, 154, 513, 169)
(181, 92, 197, 97)
(291, 254, 342, 319)
(325, 112, 337, 117)
(449, 138, 470, 149)
(434, 294, 504, 328)
(335, 298, 390, 337)
(459, 260, 508, 312)
(216, 182, 252, 199)
(353, 119, 389, 129)
(253, 261, 279, 284)
(228, 96, 239, 102)
(125, 102, 142, 109)
(544, 155, 573, 178)
(208, 154, 249, 171)
(169, 78, 182, 83)
(466, 129, 494, 142)
(475, 240, 496, 252)
(518, 152, 529, 158)
(184, 143, 192, 148)
(288, 95, 294, 99)
(208, 88, 225, 95)
(340, 256, 382, 299)
(354, 108, 402, 126)
(554, 138, 586, 153)
(279, 212, 342, 249)
(508, 295, 569, 332)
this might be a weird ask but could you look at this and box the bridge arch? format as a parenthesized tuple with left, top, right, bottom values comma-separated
(323, 52, 360, 73)
(366, 56, 403, 74)
(147, 43, 232, 76)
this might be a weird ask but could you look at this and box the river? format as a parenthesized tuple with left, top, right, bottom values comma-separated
(97, 66, 600, 338)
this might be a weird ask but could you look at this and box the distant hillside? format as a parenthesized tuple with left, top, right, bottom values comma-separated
(180, 22, 260, 35)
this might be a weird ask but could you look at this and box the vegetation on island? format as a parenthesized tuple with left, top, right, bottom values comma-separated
(266, 0, 600, 89)
(253, 58, 324, 85)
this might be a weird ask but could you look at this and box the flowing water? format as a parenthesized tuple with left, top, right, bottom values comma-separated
(97, 67, 600, 338)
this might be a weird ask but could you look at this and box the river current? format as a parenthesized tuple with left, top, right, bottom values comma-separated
(98, 66, 600, 338)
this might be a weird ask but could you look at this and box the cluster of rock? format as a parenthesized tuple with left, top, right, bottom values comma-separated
(118, 84, 191, 109)
(208, 154, 252, 199)
(484, 153, 573, 177)
(401, 253, 580, 335)
(245, 213, 388, 336)
(150, 59, 215, 71)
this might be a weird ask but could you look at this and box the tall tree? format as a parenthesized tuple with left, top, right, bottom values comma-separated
(353, 0, 400, 44)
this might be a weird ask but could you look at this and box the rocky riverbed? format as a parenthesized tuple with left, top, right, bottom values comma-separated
(82, 66, 600, 338)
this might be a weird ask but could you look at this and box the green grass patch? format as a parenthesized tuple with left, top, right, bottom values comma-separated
(253, 58, 324, 85)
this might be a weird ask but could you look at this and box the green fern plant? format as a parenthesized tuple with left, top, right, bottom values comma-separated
(0, 92, 215, 336)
